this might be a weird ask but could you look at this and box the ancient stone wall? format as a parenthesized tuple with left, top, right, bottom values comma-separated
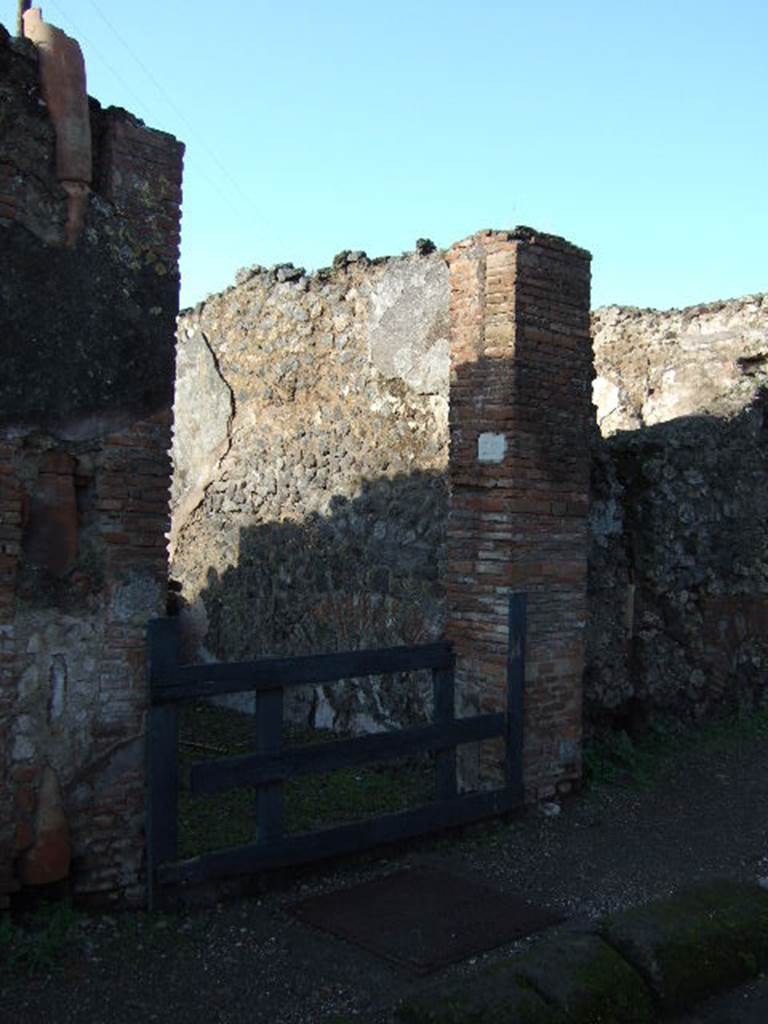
(172, 247, 450, 732)
(172, 229, 595, 801)
(592, 297, 768, 435)
(587, 295, 768, 730)
(173, 244, 768, 751)
(0, 22, 183, 907)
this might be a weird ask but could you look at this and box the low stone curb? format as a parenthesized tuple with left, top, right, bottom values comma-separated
(601, 881, 768, 1013)
(395, 881, 768, 1023)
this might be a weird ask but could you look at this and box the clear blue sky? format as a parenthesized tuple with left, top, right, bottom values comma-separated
(8, 1, 767, 310)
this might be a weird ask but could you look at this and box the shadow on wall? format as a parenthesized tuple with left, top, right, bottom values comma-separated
(173, 329, 595, 741)
(178, 468, 448, 735)
(586, 385, 768, 733)
(173, 360, 768, 743)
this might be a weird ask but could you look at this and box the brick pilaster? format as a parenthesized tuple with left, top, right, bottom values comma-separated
(1, 26, 182, 907)
(101, 113, 184, 269)
(446, 229, 593, 800)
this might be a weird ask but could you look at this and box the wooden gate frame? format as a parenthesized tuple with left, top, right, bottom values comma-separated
(146, 594, 527, 906)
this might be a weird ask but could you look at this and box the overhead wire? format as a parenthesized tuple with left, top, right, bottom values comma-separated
(44, 0, 279, 250)
(83, 0, 273, 232)
(45, 0, 160, 124)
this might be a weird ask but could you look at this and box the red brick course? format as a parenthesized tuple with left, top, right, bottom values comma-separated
(1, 34, 181, 908)
(446, 230, 592, 800)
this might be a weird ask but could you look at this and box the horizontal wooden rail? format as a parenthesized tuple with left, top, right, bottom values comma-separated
(147, 601, 527, 900)
(158, 788, 520, 886)
(190, 712, 505, 795)
(151, 642, 454, 704)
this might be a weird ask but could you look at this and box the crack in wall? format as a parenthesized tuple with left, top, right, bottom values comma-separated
(169, 327, 234, 559)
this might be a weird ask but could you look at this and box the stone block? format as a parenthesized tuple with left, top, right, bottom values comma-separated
(600, 881, 768, 1011)
(397, 966, 565, 1024)
(512, 930, 654, 1023)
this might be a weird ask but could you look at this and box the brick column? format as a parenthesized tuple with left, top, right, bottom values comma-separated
(446, 229, 593, 800)
(1, 26, 184, 906)
(102, 112, 184, 272)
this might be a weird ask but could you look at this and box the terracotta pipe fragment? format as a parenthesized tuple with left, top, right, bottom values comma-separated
(23, 7, 92, 247)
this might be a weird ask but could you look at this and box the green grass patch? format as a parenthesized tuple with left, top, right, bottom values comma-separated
(178, 703, 434, 858)
(178, 704, 257, 858)
(283, 758, 433, 834)
(583, 705, 768, 793)
(0, 901, 81, 975)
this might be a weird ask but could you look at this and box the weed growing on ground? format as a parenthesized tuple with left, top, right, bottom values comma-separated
(177, 703, 434, 857)
(583, 705, 768, 793)
(0, 901, 81, 975)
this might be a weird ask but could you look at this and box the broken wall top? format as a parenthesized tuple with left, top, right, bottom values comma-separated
(593, 293, 768, 435)
(0, 21, 184, 436)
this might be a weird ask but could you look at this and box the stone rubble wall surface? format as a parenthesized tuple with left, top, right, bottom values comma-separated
(174, 271, 768, 742)
(588, 295, 768, 729)
(172, 250, 451, 733)
(19, 0, 766, 904)
(1, 23, 182, 907)
(592, 296, 768, 435)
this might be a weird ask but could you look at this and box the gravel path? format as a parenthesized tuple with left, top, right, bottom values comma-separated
(2, 722, 766, 1024)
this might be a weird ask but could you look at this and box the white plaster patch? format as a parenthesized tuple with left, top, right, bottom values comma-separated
(592, 375, 621, 427)
(313, 691, 335, 731)
(366, 257, 451, 397)
(477, 432, 507, 463)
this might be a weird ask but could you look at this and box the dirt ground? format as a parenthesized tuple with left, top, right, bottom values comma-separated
(1, 716, 767, 1024)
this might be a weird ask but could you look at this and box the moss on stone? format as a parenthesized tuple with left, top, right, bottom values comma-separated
(397, 930, 657, 1024)
(511, 931, 655, 1023)
(600, 881, 768, 1011)
(396, 966, 566, 1024)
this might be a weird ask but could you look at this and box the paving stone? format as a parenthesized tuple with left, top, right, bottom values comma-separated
(601, 881, 768, 1011)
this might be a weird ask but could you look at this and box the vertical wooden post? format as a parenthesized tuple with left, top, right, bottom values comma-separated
(433, 654, 458, 800)
(255, 687, 284, 845)
(506, 593, 526, 802)
(146, 617, 180, 910)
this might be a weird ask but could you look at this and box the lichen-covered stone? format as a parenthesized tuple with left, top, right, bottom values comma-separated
(600, 881, 768, 1011)
(397, 928, 655, 1024)
(397, 966, 566, 1024)
(511, 930, 654, 1023)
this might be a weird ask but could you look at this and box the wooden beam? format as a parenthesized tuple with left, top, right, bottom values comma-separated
(433, 665, 458, 800)
(255, 687, 284, 844)
(152, 642, 454, 703)
(191, 713, 505, 795)
(158, 787, 522, 886)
